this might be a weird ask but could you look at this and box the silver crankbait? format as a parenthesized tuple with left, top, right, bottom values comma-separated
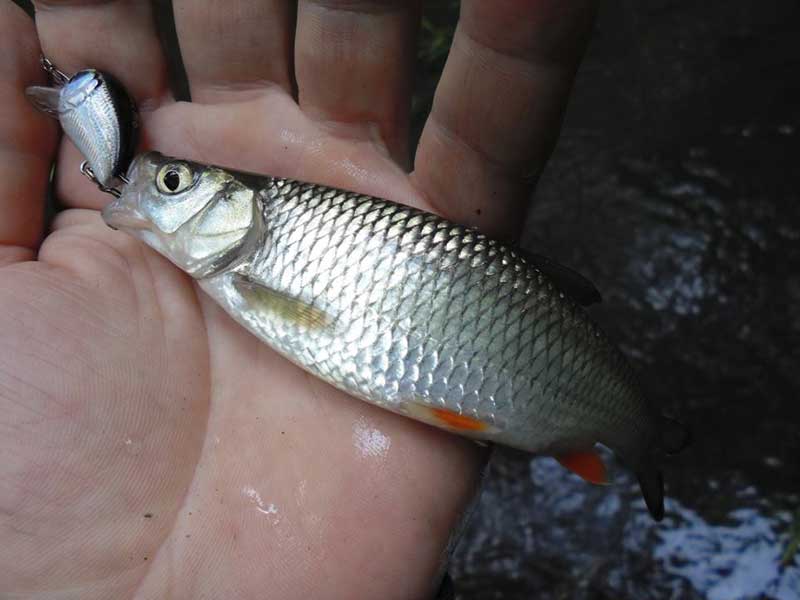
(26, 57, 138, 188)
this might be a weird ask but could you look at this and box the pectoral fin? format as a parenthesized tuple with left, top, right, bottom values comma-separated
(231, 273, 332, 330)
(556, 449, 609, 485)
(521, 250, 602, 306)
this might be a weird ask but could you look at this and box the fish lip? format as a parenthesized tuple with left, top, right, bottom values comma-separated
(101, 152, 162, 231)
(101, 195, 149, 231)
(101, 204, 149, 231)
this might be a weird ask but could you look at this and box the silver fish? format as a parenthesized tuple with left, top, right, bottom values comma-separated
(26, 69, 138, 186)
(103, 152, 688, 520)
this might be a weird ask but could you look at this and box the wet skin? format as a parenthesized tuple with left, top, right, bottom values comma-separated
(0, 1, 595, 598)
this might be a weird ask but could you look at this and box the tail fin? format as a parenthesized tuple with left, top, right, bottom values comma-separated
(637, 468, 665, 521)
(637, 416, 689, 521)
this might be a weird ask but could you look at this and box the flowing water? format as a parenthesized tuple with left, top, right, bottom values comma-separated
(449, 1, 800, 597)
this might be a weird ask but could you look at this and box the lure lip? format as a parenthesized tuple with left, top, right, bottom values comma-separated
(59, 69, 102, 112)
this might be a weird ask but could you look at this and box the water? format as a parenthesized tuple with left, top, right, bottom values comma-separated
(452, 456, 798, 599)
(448, 1, 800, 597)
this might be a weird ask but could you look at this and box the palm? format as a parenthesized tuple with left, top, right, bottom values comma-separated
(0, 2, 595, 598)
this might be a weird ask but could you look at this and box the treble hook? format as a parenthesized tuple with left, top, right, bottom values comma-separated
(80, 161, 129, 198)
(40, 55, 70, 86)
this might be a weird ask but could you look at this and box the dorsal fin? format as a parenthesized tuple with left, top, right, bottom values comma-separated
(520, 250, 602, 306)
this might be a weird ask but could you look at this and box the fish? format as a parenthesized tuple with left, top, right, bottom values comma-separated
(103, 152, 689, 521)
(26, 69, 138, 186)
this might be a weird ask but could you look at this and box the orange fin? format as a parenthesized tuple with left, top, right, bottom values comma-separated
(403, 402, 498, 434)
(556, 450, 609, 485)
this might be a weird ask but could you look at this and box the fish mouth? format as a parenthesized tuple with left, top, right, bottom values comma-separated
(101, 192, 149, 231)
(101, 153, 159, 231)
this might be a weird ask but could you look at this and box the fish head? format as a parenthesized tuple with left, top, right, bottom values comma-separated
(102, 152, 260, 277)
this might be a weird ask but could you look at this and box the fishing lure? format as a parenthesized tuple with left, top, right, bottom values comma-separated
(26, 57, 138, 188)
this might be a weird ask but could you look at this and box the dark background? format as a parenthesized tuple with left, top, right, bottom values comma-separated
(430, 1, 800, 598)
(12, 0, 800, 598)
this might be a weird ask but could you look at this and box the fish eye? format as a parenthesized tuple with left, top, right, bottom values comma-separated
(156, 163, 194, 195)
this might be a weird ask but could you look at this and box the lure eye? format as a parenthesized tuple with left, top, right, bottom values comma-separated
(156, 163, 194, 195)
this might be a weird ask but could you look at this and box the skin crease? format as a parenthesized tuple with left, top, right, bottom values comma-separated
(0, 1, 596, 599)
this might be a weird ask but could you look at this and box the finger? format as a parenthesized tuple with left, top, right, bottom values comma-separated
(33, 0, 168, 104)
(147, 96, 416, 203)
(295, 0, 421, 167)
(173, 0, 295, 103)
(32, 0, 170, 210)
(412, 0, 596, 240)
(0, 2, 58, 266)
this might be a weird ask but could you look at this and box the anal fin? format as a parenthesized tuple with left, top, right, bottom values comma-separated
(556, 449, 609, 485)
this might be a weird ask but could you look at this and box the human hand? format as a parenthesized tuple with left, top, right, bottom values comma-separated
(0, 1, 595, 597)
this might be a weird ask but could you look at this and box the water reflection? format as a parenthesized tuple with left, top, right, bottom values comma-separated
(451, 455, 799, 599)
(655, 499, 798, 600)
(448, 0, 800, 594)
